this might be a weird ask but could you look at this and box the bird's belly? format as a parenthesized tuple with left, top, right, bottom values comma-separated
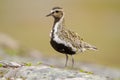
(50, 39, 75, 55)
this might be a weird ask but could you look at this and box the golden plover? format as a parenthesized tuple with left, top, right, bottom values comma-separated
(46, 7, 97, 67)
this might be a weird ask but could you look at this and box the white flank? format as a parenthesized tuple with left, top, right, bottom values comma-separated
(52, 16, 77, 52)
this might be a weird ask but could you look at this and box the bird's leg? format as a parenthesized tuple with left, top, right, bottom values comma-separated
(65, 54, 68, 67)
(71, 55, 74, 68)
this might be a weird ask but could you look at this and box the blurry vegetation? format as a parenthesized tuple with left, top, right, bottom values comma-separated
(24, 62, 32, 66)
(0, 0, 120, 68)
(0, 64, 3, 67)
(79, 69, 93, 74)
(37, 61, 42, 65)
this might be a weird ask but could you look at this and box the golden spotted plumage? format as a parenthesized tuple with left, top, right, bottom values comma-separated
(58, 27, 83, 51)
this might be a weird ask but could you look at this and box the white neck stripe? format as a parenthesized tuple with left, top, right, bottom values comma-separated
(50, 16, 77, 52)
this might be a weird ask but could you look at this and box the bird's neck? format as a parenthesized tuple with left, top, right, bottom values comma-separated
(51, 16, 65, 38)
(53, 16, 65, 29)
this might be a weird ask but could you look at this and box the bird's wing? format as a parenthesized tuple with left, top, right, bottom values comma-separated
(59, 28, 83, 51)
(58, 27, 97, 52)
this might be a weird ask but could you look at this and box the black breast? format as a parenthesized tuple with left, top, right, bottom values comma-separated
(50, 39, 76, 55)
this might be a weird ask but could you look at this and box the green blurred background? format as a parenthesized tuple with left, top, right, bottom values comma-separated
(0, 0, 120, 68)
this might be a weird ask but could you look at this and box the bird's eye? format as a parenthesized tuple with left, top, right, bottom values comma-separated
(55, 11, 59, 13)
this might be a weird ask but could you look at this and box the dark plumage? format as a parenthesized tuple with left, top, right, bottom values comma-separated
(52, 7, 62, 10)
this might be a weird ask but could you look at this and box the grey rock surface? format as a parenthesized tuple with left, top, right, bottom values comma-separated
(0, 64, 108, 80)
(0, 49, 120, 80)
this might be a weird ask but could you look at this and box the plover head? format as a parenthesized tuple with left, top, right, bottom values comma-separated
(46, 7, 64, 19)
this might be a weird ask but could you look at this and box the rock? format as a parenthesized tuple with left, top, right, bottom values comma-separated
(0, 64, 108, 80)
(0, 61, 22, 68)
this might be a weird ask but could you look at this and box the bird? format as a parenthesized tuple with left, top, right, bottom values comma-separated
(46, 7, 97, 67)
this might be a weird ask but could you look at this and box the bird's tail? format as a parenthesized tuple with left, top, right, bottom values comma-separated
(82, 41, 97, 51)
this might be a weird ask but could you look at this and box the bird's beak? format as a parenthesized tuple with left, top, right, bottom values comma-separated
(46, 12, 53, 17)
